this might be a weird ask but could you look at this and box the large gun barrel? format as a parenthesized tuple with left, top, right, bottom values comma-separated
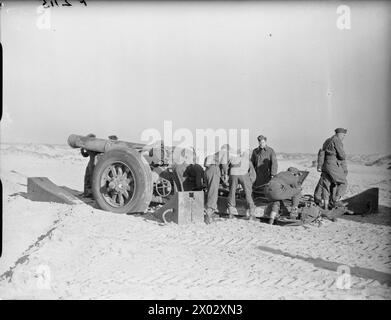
(67, 134, 146, 153)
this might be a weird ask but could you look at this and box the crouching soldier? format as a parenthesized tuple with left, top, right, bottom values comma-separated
(264, 167, 302, 224)
(174, 148, 205, 191)
(184, 164, 205, 191)
(227, 150, 257, 221)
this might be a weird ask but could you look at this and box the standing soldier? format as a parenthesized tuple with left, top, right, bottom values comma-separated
(318, 128, 348, 209)
(251, 135, 278, 189)
(203, 145, 231, 224)
(313, 148, 332, 208)
(227, 150, 257, 221)
(81, 133, 99, 198)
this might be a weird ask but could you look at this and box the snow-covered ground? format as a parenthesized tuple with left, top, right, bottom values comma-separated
(0, 144, 390, 299)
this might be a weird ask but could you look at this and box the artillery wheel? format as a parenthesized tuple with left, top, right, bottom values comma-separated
(92, 149, 153, 214)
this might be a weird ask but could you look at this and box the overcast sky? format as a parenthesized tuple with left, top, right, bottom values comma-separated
(1, 1, 390, 154)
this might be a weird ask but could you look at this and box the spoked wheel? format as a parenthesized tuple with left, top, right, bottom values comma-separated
(92, 149, 153, 214)
(154, 177, 172, 198)
(101, 162, 136, 208)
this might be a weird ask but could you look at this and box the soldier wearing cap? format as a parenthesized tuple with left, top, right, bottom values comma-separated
(251, 135, 278, 188)
(315, 128, 348, 209)
(264, 167, 303, 224)
(81, 133, 99, 198)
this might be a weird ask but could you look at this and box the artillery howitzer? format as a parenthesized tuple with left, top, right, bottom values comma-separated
(67, 134, 379, 221)
(68, 134, 198, 214)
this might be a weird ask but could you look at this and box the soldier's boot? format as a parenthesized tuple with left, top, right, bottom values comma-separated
(247, 207, 257, 221)
(334, 199, 348, 208)
(289, 207, 299, 220)
(227, 206, 238, 219)
(204, 208, 214, 224)
(320, 210, 338, 222)
(269, 211, 278, 225)
(211, 212, 221, 219)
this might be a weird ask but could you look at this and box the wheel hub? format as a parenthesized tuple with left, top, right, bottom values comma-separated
(108, 177, 128, 192)
(100, 162, 135, 208)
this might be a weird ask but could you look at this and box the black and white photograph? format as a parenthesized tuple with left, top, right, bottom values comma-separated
(0, 0, 390, 301)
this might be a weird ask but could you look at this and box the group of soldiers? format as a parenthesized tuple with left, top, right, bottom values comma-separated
(81, 127, 348, 225)
(200, 136, 276, 224)
(198, 128, 349, 224)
